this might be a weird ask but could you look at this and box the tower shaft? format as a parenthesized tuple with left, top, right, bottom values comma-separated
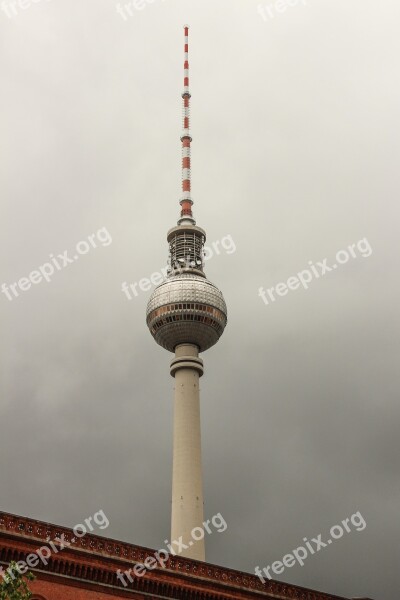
(170, 344, 205, 560)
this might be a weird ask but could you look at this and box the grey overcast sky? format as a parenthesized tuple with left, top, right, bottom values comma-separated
(1, 1, 399, 598)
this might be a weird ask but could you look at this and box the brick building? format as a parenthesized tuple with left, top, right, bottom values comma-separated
(0, 511, 373, 600)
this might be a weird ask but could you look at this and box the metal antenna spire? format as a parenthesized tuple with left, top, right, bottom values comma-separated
(179, 25, 195, 225)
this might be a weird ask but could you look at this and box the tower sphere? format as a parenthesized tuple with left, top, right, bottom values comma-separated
(146, 273, 227, 353)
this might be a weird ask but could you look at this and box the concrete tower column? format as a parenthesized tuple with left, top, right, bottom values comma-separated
(170, 343, 205, 561)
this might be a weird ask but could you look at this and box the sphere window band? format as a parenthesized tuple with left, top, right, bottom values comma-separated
(147, 304, 226, 334)
(147, 303, 224, 320)
(150, 314, 223, 329)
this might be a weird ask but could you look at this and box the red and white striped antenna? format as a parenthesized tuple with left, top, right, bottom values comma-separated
(179, 25, 195, 225)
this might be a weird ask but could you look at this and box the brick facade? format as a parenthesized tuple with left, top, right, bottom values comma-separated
(0, 511, 357, 600)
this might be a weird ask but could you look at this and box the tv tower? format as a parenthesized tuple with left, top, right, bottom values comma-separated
(146, 26, 228, 561)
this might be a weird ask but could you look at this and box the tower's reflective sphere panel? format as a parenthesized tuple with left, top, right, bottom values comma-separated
(146, 272, 227, 353)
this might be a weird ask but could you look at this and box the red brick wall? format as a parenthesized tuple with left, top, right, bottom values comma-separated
(30, 577, 142, 599)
